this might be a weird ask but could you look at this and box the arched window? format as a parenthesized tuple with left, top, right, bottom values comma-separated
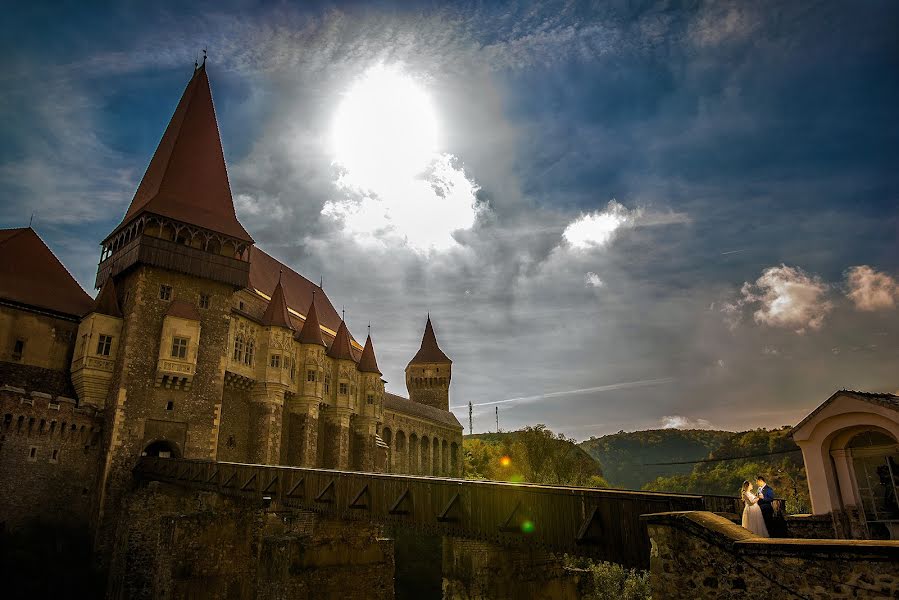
(233, 334, 244, 362)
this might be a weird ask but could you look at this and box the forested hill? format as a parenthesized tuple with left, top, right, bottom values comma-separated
(463, 426, 606, 487)
(577, 429, 733, 490)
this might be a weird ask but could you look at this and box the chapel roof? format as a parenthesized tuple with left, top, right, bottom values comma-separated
(790, 389, 899, 436)
(408, 316, 451, 366)
(0, 227, 93, 318)
(384, 392, 462, 429)
(106, 64, 252, 244)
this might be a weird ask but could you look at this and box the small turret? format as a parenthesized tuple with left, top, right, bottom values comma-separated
(405, 316, 451, 411)
(357, 335, 381, 375)
(327, 320, 356, 362)
(261, 278, 293, 329)
(295, 295, 326, 346)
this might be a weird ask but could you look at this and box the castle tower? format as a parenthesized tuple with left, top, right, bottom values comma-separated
(405, 316, 452, 411)
(323, 319, 357, 469)
(287, 295, 326, 466)
(255, 278, 292, 464)
(92, 64, 253, 559)
(355, 334, 384, 471)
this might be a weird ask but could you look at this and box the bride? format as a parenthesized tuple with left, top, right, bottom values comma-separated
(741, 480, 769, 537)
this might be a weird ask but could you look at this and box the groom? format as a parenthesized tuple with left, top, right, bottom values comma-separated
(756, 475, 776, 535)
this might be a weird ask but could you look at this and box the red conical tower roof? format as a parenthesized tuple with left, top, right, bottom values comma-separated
(91, 277, 122, 318)
(408, 316, 451, 365)
(327, 320, 356, 361)
(106, 65, 252, 243)
(357, 335, 381, 374)
(261, 277, 292, 329)
(295, 294, 326, 346)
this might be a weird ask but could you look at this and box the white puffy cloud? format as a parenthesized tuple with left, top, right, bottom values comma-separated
(562, 200, 636, 249)
(661, 415, 715, 430)
(585, 272, 603, 287)
(845, 265, 899, 311)
(724, 265, 832, 333)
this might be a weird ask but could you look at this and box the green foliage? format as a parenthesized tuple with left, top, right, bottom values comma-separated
(565, 556, 651, 600)
(642, 426, 810, 514)
(579, 429, 733, 489)
(463, 425, 606, 487)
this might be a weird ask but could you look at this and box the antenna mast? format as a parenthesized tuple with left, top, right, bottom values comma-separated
(468, 400, 473, 436)
(496, 406, 499, 433)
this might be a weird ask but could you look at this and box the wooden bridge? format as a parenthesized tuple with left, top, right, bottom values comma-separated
(135, 457, 743, 568)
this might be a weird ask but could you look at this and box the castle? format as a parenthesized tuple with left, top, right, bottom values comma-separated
(0, 63, 462, 554)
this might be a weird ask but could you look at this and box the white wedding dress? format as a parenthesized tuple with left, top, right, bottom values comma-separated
(742, 491, 769, 537)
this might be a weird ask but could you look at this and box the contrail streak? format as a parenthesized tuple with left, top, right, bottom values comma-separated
(450, 377, 676, 410)
(720, 248, 748, 255)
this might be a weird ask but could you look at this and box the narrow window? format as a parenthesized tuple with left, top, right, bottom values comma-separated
(198, 293, 210, 309)
(244, 340, 255, 366)
(96, 334, 113, 356)
(307, 370, 316, 382)
(324, 374, 330, 394)
(12, 339, 25, 361)
(28, 446, 37, 461)
(171, 337, 188, 359)
(367, 393, 374, 405)
(50, 449, 59, 463)
(339, 382, 348, 395)
(270, 354, 281, 368)
(239, 300, 245, 311)
(159, 284, 172, 301)
(166, 401, 174, 411)
(233, 335, 244, 362)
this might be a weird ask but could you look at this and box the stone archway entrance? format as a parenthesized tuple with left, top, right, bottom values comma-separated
(847, 430, 899, 539)
(141, 440, 180, 459)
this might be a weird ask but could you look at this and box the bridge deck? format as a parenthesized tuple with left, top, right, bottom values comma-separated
(134, 458, 740, 567)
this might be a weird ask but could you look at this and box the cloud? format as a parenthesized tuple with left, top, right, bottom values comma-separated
(585, 272, 603, 287)
(845, 265, 899, 311)
(562, 200, 635, 249)
(661, 415, 715, 430)
(723, 265, 833, 333)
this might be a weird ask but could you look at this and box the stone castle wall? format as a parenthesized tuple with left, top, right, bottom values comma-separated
(108, 482, 394, 599)
(0, 387, 102, 530)
(644, 511, 899, 599)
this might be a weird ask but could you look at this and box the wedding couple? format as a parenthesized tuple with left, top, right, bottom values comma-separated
(741, 475, 775, 537)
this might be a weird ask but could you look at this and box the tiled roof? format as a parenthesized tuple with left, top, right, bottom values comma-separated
(92, 278, 122, 318)
(408, 316, 451, 365)
(261, 279, 293, 329)
(107, 65, 253, 243)
(0, 228, 93, 318)
(327, 321, 356, 362)
(357, 335, 381, 374)
(384, 392, 462, 429)
(294, 296, 325, 346)
(165, 299, 200, 320)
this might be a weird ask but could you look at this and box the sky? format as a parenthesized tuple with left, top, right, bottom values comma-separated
(1, 1, 897, 440)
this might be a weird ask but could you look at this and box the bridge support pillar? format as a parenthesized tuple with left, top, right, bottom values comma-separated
(442, 538, 583, 600)
(322, 407, 352, 470)
(249, 384, 286, 464)
(286, 397, 319, 467)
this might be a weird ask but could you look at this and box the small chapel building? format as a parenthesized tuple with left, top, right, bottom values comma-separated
(792, 390, 899, 539)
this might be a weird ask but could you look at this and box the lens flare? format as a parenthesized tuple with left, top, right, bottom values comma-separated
(521, 520, 535, 534)
(499, 455, 512, 467)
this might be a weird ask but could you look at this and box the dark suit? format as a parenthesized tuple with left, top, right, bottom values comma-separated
(757, 485, 776, 534)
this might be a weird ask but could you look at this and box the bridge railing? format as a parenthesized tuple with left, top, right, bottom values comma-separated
(135, 458, 722, 568)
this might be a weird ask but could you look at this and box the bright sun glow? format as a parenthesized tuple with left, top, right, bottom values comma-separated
(323, 64, 480, 253)
(331, 64, 439, 182)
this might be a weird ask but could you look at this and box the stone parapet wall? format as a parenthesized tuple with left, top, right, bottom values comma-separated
(0, 387, 102, 530)
(643, 511, 899, 599)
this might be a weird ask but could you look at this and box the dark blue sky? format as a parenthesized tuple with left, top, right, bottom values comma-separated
(2, 1, 897, 437)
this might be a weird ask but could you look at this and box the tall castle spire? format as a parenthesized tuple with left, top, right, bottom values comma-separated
(408, 315, 451, 366)
(97, 64, 253, 289)
(405, 316, 451, 411)
(108, 64, 252, 243)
